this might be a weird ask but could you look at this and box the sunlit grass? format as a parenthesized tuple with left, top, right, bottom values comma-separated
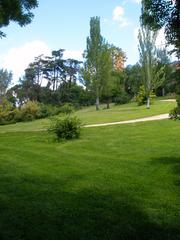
(0, 98, 176, 133)
(0, 120, 179, 239)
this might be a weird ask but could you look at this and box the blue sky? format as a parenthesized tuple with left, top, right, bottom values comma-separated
(0, 0, 143, 82)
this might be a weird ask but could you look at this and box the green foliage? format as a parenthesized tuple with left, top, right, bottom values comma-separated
(21, 101, 40, 121)
(169, 95, 180, 120)
(37, 103, 61, 118)
(136, 85, 147, 106)
(83, 16, 104, 110)
(0, 99, 64, 125)
(0, 97, 15, 124)
(141, 0, 180, 57)
(0, 0, 38, 38)
(136, 85, 156, 106)
(169, 106, 180, 120)
(48, 116, 81, 141)
(0, 69, 12, 96)
(114, 91, 131, 105)
(0, 97, 13, 112)
(59, 103, 75, 115)
(124, 64, 142, 96)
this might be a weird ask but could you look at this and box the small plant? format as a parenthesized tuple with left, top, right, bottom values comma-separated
(169, 95, 180, 120)
(48, 116, 81, 141)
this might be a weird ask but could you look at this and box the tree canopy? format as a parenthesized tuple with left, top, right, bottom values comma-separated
(0, 0, 38, 38)
(141, 0, 180, 57)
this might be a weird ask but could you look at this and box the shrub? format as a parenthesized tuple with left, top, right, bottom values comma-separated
(21, 101, 40, 121)
(169, 95, 180, 120)
(114, 91, 131, 105)
(48, 116, 81, 141)
(37, 103, 61, 119)
(176, 94, 180, 106)
(136, 86, 156, 106)
(136, 86, 146, 106)
(0, 98, 15, 125)
(0, 97, 13, 113)
(59, 103, 75, 115)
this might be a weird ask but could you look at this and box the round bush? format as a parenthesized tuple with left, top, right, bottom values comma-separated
(48, 116, 81, 141)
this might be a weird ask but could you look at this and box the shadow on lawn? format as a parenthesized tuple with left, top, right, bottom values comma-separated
(151, 156, 180, 186)
(0, 174, 179, 240)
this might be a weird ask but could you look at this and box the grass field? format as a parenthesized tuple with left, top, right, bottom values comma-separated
(0, 119, 179, 240)
(0, 99, 176, 133)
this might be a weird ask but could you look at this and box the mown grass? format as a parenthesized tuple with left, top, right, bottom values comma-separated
(0, 120, 179, 240)
(0, 99, 176, 133)
(76, 99, 176, 124)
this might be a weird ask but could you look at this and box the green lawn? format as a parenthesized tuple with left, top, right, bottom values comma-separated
(0, 99, 176, 133)
(0, 120, 179, 240)
(76, 99, 176, 124)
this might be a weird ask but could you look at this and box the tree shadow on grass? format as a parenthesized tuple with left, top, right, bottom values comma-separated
(0, 174, 179, 240)
(153, 156, 180, 165)
(151, 156, 180, 186)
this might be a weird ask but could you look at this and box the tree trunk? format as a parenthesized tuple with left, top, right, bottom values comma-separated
(106, 98, 110, 109)
(162, 88, 165, 96)
(96, 96, 100, 111)
(146, 96, 150, 109)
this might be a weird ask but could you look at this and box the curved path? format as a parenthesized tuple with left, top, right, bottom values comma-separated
(84, 113, 169, 128)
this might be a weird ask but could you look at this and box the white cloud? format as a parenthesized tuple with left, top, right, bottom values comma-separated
(2, 40, 51, 83)
(63, 50, 83, 61)
(122, 0, 141, 6)
(113, 6, 131, 27)
(156, 28, 166, 48)
(132, 0, 141, 4)
(1, 41, 84, 83)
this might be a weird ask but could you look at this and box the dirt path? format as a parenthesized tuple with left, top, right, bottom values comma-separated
(160, 99, 176, 102)
(84, 113, 169, 128)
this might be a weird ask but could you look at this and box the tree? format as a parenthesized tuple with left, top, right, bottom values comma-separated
(156, 48, 173, 96)
(124, 64, 142, 96)
(0, 69, 12, 97)
(141, 0, 180, 57)
(83, 16, 104, 110)
(100, 43, 114, 109)
(110, 45, 126, 72)
(0, 0, 38, 38)
(138, 26, 165, 108)
(110, 45, 127, 102)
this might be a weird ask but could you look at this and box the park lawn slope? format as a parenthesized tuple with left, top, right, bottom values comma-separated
(0, 99, 176, 133)
(0, 120, 179, 240)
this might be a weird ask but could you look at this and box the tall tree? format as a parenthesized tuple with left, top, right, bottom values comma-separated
(141, 0, 180, 57)
(138, 26, 156, 108)
(0, 69, 12, 97)
(0, 0, 38, 38)
(100, 43, 114, 109)
(83, 16, 103, 110)
(138, 26, 165, 108)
